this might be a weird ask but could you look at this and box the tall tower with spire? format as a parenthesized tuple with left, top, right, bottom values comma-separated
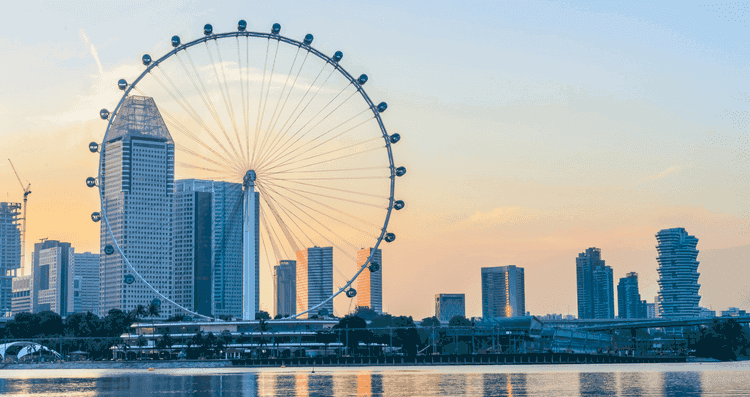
(100, 96, 174, 317)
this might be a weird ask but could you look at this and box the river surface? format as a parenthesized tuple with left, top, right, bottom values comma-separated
(1, 362, 749, 396)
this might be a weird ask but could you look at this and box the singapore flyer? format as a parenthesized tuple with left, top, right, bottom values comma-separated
(88, 20, 406, 321)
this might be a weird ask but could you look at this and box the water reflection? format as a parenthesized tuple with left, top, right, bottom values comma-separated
(0, 365, 741, 397)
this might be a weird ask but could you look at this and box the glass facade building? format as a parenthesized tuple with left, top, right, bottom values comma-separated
(296, 247, 333, 318)
(31, 240, 73, 315)
(0, 202, 22, 317)
(617, 272, 646, 319)
(174, 179, 245, 318)
(481, 265, 526, 319)
(435, 293, 465, 322)
(656, 228, 701, 318)
(576, 248, 615, 319)
(356, 248, 382, 313)
(100, 95, 174, 318)
(273, 260, 296, 318)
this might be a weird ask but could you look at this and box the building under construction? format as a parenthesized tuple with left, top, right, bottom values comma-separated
(0, 202, 22, 317)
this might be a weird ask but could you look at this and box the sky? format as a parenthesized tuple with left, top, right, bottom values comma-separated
(0, 0, 748, 320)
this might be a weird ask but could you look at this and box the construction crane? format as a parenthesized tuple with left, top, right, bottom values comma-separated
(8, 159, 31, 274)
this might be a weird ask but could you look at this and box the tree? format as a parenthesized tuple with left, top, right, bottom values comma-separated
(166, 314, 185, 322)
(334, 315, 368, 354)
(218, 314, 233, 321)
(66, 312, 103, 337)
(449, 315, 471, 327)
(131, 305, 148, 324)
(7, 312, 41, 338)
(274, 314, 283, 320)
(421, 316, 441, 327)
(316, 331, 338, 356)
(102, 309, 134, 337)
(354, 307, 379, 321)
(37, 311, 64, 336)
(147, 301, 161, 329)
(694, 319, 750, 361)
(157, 333, 175, 359)
(255, 310, 271, 320)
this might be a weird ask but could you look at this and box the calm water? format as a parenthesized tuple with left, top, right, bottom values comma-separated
(1, 362, 750, 396)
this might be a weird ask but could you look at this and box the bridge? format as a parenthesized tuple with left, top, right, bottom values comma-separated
(542, 316, 750, 331)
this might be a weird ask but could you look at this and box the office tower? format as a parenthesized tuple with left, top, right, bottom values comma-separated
(273, 260, 296, 318)
(656, 228, 701, 318)
(356, 248, 382, 313)
(576, 248, 615, 319)
(11, 275, 31, 315)
(100, 95, 174, 318)
(174, 179, 244, 318)
(296, 247, 333, 318)
(72, 252, 100, 315)
(435, 293, 465, 322)
(481, 265, 526, 319)
(646, 302, 656, 318)
(30, 240, 73, 315)
(617, 272, 646, 319)
(0, 202, 22, 317)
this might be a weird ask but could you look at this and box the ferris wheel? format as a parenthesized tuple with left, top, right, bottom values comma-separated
(87, 21, 406, 321)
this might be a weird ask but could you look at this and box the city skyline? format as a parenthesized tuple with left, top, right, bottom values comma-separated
(0, 1, 749, 320)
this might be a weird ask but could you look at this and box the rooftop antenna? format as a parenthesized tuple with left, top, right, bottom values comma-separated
(8, 159, 31, 275)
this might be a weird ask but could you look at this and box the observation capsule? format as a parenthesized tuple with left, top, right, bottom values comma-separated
(99, 109, 109, 120)
(369, 262, 380, 272)
(333, 51, 343, 63)
(204, 23, 213, 35)
(86, 177, 97, 188)
(346, 288, 357, 298)
(171, 35, 181, 47)
(358, 74, 368, 85)
(377, 102, 388, 113)
(389, 133, 400, 144)
(303, 33, 314, 45)
(238, 19, 247, 31)
(394, 200, 405, 210)
(384, 233, 396, 243)
(89, 142, 99, 153)
(142, 54, 152, 66)
(272, 23, 281, 34)
(124, 274, 135, 284)
(117, 79, 127, 90)
(91, 212, 101, 222)
(104, 245, 114, 255)
(395, 166, 407, 177)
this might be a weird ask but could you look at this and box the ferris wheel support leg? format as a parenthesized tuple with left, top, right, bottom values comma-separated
(243, 175, 259, 320)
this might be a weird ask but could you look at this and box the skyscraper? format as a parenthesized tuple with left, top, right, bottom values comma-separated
(11, 275, 31, 315)
(356, 247, 382, 313)
(296, 247, 333, 318)
(617, 272, 646, 319)
(481, 265, 526, 318)
(273, 260, 296, 318)
(31, 240, 73, 315)
(174, 179, 244, 318)
(656, 228, 701, 318)
(100, 95, 174, 318)
(72, 252, 100, 315)
(435, 293, 465, 322)
(0, 202, 22, 317)
(576, 248, 615, 319)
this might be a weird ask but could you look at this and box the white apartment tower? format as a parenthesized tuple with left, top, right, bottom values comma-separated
(100, 96, 174, 318)
(656, 228, 701, 318)
(72, 252, 100, 315)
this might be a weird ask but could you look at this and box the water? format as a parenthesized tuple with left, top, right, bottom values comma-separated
(1, 362, 749, 396)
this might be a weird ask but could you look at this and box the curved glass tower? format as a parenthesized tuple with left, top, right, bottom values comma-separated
(656, 228, 701, 318)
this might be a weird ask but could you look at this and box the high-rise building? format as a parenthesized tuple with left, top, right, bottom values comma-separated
(31, 240, 73, 315)
(72, 252, 100, 315)
(273, 260, 296, 318)
(481, 265, 526, 318)
(646, 302, 656, 318)
(655, 228, 701, 318)
(699, 307, 716, 318)
(174, 179, 244, 318)
(576, 248, 615, 319)
(11, 275, 31, 315)
(0, 202, 22, 317)
(435, 293, 465, 322)
(296, 247, 333, 318)
(100, 95, 174, 318)
(356, 248, 382, 313)
(617, 272, 646, 319)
